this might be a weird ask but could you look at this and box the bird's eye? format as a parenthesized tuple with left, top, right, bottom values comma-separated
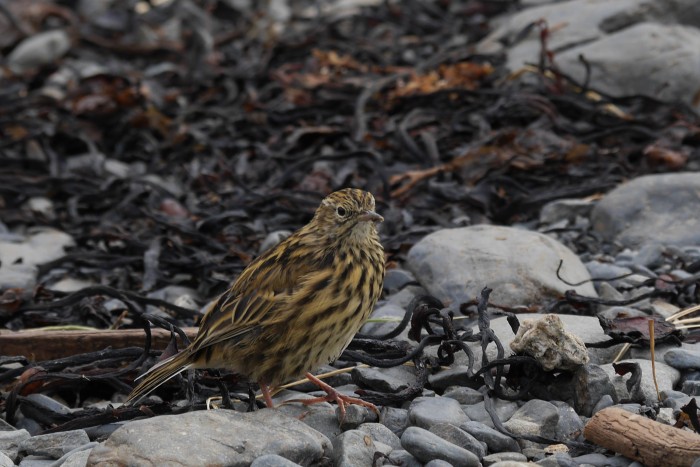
(336, 206, 347, 217)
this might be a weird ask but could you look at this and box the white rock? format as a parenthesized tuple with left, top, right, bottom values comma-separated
(510, 314, 590, 371)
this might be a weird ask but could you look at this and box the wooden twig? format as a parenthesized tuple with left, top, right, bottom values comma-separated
(0, 327, 199, 361)
(584, 407, 700, 467)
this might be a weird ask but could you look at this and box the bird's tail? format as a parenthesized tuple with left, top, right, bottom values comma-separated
(125, 350, 194, 405)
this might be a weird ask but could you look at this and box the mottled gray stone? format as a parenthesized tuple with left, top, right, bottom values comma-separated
(443, 386, 484, 405)
(428, 366, 473, 390)
(87, 409, 331, 466)
(401, 427, 481, 467)
(664, 348, 700, 370)
(592, 173, 700, 248)
(61, 448, 94, 467)
(550, 401, 584, 440)
(408, 397, 469, 429)
(460, 421, 521, 453)
(540, 199, 594, 225)
(425, 460, 455, 467)
(573, 364, 618, 417)
(332, 429, 376, 467)
(601, 359, 680, 405)
(19, 430, 89, 459)
(338, 405, 377, 430)
(276, 398, 341, 438)
(406, 225, 596, 309)
(250, 454, 302, 467)
(503, 400, 559, 448)
(383, 268, 418, 293)
(429, 423, 486, 458)
(357, 423, 401, 450)
(388, 449, 422, 467)
(482, 452, 528, 466)
(8, 30, 72, 73)
(592, 394, 615, 414)
(462, 399, 519, 429)
(0, 452, 13, 467)
(352, 366, 416, 393)
(379, 407, 410, 437)
(17, 455, 53, 467)
(0, 429, 30, 461)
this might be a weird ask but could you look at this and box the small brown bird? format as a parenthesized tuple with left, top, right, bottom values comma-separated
(126, 188, 385, 416)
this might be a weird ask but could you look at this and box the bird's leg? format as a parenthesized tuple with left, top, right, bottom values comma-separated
(298, 372, 379, 421)
(259, 381, 275, 408)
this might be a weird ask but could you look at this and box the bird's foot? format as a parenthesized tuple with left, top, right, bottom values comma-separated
(290, 372, 378, 422)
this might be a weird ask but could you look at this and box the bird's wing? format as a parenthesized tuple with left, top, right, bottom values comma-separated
(190, 236, 323, 351)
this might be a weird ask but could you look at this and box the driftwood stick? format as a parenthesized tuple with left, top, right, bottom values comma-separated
(584, 407, 700, 467)
(0, 327, 199, 361)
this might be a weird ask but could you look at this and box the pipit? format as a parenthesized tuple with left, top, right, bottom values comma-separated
(126, 188, 385, 417)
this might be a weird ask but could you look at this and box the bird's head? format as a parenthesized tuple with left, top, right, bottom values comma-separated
(312, 188, 383, 240)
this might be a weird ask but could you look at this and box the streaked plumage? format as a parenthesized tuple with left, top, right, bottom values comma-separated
(126, 188, 385, 413)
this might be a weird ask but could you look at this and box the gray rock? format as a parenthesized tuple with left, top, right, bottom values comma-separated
(0, 264, 37, 291)
(460, 421, 521, 453)
(387, 285, 426, 309)
(462, 399, 519, 429)
(539, 199, 594, 225)
(388, 449, 422, 467)
(360, 303, 409, 338)
(357, 423, 401, 450)
(681, 380, 700, 396)
(24, 394, 72, 416)
(601, 359, 680, 405)
(379, 407, 410, 437)
(352, 366, 415, 393)
(487, 462, 531, 467)
(443, 386, 484, 405)
(550, 401, 584, 441)
(0, 229, 74, 267)
(338, 405, 377, 430)
(428, 366, 474, 391)
(536, 452, 576, 467)
(401, 427, 481, 467)
(503, 400, 558, 448)
(572, 452, 618, 466)
(275, 399, 341, 438)
(664, 348, 700, 370)
(251, 454, 302, 467)
(405, 225, 596, 308)
(383, 268, 418, 293)
(61, 448, 94, 467)
(482, 452, 528, 466)
(332, 429, 377, 467)
(19, 430, 89, 459)
(510, 314, 589, 371)
(87, 409, 331, 466)
(592, 173, 700, 248)
(429, 423, 487, 458)
(477, 0, 700, 110)
(8, 30, 72, 73)
(573, 364, 618, 417)
(17, 455, 53, 467)
(0, 452, 12, 467)
(425, 460, 455, 467)
(408, 397, 469, 429)
(557, 23, 700, 112)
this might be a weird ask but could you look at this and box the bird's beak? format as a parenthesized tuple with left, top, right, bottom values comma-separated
(359, 210, 383, 223)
